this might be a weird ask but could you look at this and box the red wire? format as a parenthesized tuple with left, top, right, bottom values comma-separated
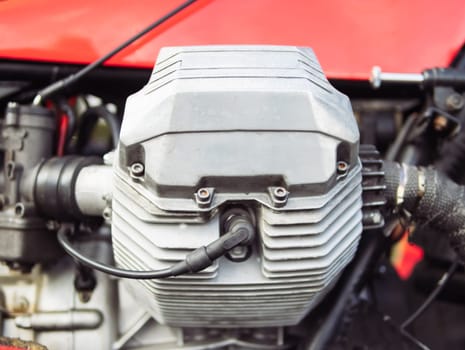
(57, 113, 68, 156)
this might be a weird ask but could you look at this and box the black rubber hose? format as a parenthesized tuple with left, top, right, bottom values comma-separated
(436, 129, 465, 184)
(76, 106, 121, 150)
(383, 161, 401, 207)
(385, 115, 418, 161)
(34, 156, 102, 220)
(383, 161, 422, 210)
(0, 290, 5, 336)
(384, 162, 465, 260)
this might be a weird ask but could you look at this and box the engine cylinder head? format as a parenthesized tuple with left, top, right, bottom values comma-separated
(112, 45, 363, 328)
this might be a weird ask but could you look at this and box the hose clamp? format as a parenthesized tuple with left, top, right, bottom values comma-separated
(396, 163, 408, 206)
(417, 168, 426, 198)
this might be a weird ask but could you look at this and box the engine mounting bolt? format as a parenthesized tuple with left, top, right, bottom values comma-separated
(337, 161, 349, 174)
(130, 162, 144, 178)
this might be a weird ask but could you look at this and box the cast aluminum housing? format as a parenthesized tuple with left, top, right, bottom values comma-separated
(112, 46, 362, 327)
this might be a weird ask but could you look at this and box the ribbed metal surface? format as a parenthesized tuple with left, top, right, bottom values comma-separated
(260, 170, 363, 279)
(113, 45, 363, 328)
(112, 166, 362, 328)
(144, 45, 334, 96)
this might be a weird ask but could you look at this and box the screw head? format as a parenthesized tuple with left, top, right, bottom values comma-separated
(273, 187, 288, 200)
(130, 162, 144, 177)
(337, 161, 349, 174)
(197, 188, 211, 201)
(195, 187, 214, 208)
(269, 186, 289, 208)
(446, 92, 464, 111)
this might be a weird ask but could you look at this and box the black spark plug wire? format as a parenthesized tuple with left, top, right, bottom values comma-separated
(57, 214, 255, 280)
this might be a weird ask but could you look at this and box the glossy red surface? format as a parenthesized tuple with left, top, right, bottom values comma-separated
(1, 0, 465, 79)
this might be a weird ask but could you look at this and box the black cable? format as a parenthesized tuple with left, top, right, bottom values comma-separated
(32, 0, 197, 105)
(399, 258, 460, 350)
(307, 234, 389, 350)
(58, 226, 175, 279)
(401, 259, 459, 328)
(57, 219, 254, 280)
(386, 114, 418, 161)
(0, 291, 6, 335)
(58, 99, 77, 142)
(76, 106, 121, 150)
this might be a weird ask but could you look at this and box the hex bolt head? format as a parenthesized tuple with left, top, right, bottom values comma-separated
(130, 162, 144, 178)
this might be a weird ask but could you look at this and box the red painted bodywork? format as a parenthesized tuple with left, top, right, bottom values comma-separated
(1, 0, 465, 79)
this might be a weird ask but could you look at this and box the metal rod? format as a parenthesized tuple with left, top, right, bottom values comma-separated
(370, 66, 424, 89)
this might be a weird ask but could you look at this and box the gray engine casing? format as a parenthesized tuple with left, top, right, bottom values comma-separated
(112, 45, 362, 328)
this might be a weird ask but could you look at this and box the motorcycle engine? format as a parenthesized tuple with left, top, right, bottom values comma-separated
(112, 46, 362, 328)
